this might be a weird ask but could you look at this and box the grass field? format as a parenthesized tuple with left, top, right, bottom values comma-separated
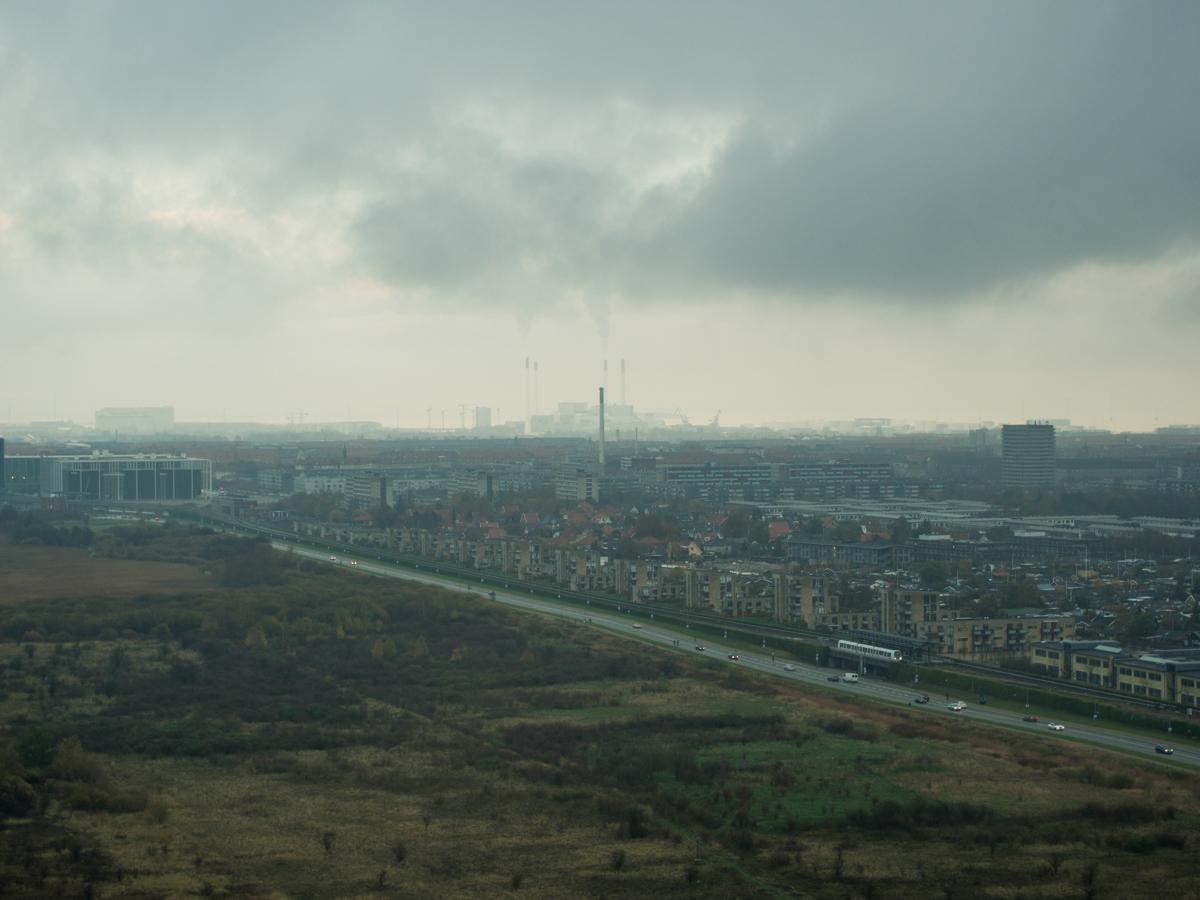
(0, 542, 214, 604)
(3, 525, 1200, 899)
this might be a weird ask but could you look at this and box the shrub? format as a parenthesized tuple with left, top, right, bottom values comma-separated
(16, 726, 58, 770)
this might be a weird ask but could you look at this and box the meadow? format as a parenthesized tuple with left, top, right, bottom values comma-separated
(0, 523, 1198, 899)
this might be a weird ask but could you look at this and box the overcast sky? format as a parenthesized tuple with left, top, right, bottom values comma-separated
(2, 2, 1198, 431)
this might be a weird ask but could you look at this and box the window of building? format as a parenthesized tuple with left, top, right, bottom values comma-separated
(1149, 673, 1162, 682)
(1076, 656, 1087, 664)
(1134, 685, 1147, 696)
(1134, 670, 1146, 678)
(1120, 683, 1132, 692)
(1090, 659, 1100, 667)
(1075, 672, 1088, 682)
(1049, 652, 1060, 660)
(1183, 679, 1196, 689)
(1183, 694, 1195, 706)
(1120, 667, 1132, 676)
(1149, 688, 1162, 699)
(1103, 660, 1109, 669)
(1035, 649, 1047, 657)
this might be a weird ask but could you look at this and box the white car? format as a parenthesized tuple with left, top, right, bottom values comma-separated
(632, 623, 641, 629)
(1047, 723, 1065, 732)
(948, 701, 966, 711)
(783, 664, 796, 672)
(330, 556, 337, 560)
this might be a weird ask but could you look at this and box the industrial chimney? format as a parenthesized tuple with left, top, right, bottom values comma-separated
(598, 387, 606, 467)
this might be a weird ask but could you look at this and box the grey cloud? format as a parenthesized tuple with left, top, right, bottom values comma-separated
(1, 1, 1198, 319)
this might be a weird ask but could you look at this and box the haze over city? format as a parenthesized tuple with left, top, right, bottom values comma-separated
(2, 3, 1199, 432)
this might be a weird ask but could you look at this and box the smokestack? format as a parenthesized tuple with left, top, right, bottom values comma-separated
(524, 357, 530, 434)
(598, 387, 606, 467)
(621, 359, 626, 407)
(534, 360, 539, 417)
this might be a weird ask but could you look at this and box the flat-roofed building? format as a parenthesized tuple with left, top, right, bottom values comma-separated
(35, 453, 210, 502)
(1001, 423, 1056, 489)
(1028, 640, 1124, 682)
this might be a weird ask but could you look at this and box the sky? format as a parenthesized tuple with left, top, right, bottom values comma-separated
(2, 2, 1199, 432)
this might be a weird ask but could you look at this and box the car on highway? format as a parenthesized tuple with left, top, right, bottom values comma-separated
(913, 696, 928, 704)
(827, 674, 841, 682)
(1023, 715, 1039, 722)
(1047, 723, 1065, 731)
(1156, 745, 1175, 755)
(329, 556, 337, 560)
(728, 654, 739, 660)
(948, 701, 966, 711)
(783, 664, 796, 672)
(632, 623, 641, 629)
(695, 646, 706, 652)
(350, 560, 358, 566)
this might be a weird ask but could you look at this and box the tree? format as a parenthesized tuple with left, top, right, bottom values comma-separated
(1128, 611, 1158, 639)
(828, 521, 861, 543)
(634, 514, 667, 541)
(918, 561, 949, 588)
(891, 517, 912, 543)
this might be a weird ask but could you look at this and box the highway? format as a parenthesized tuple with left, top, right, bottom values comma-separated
(269, 539, 1200, 769)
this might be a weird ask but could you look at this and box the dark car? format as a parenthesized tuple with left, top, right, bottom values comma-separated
(1023, 715, 1039, 722)
(913, 696, 929, 704)
(695, 646, 706, 652)
(1156, 745, 1175, 755)
(827, 674, 841, 682)
(728, 654, 739, 660)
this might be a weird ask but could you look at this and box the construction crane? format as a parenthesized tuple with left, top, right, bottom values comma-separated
(710, 410, 721, 427)
(673, 407, 690, 426)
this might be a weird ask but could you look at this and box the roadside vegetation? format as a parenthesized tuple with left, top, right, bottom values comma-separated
(0, 523, 1199, 898)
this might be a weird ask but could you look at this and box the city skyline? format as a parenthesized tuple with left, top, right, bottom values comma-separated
(2, 4, 1198, 432)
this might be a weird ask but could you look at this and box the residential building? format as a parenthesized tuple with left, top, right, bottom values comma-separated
(785, 538, 912, 567)
(344, 471, 393, 509)
(1001, 423, 1056, 489)
(1029, 640, 1126, 685)
(555, 469, 599, 503)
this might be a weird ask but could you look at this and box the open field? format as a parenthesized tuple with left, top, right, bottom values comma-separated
(0, 542, 215, 605)
(3, 526, 1200, 898)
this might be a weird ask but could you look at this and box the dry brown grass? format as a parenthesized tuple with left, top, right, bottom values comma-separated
(0, 542, 214, 603)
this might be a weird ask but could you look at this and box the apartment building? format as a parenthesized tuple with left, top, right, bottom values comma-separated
(933, 614, 1073, 660)
(771, 572, 830, 625)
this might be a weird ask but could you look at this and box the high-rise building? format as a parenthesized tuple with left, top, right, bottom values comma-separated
(1001, 423, 1056, 489)
(475, 407, 492, 430)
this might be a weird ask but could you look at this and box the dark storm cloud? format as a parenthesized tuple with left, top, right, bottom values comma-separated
(1, 1, 1198, 311)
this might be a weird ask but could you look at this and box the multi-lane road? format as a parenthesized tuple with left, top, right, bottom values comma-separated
(272, 539, 1199, 769)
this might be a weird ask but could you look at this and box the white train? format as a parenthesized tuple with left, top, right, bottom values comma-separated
(836, 639, 903, 662)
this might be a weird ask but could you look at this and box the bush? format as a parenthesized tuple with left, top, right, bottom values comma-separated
(0, 774, 37, 817)
(16, 726, 58, 770)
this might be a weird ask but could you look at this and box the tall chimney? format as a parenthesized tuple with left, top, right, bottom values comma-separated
(524, 357, 530, 434)
(533, 360, 539, 416)
(598, 387, 606, 467)
(621, 359, 626, 407)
